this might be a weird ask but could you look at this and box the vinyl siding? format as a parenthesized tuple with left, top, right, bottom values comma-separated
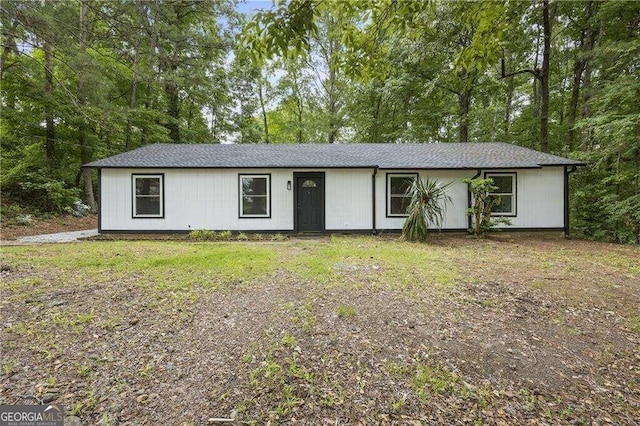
(100, 168, 374, 232)
(99, 166, 565, 232)
(497, 167, 565, 228)
(325, 169, 372, 230)
(375, 170, 471, 230)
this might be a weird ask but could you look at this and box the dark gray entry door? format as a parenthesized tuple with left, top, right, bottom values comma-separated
(295, 173, 324, 232)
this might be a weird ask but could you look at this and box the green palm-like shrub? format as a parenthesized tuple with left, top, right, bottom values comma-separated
(402, 178, 453, 242)
(464, 178, 512, 236)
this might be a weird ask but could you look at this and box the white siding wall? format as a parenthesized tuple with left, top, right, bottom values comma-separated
(325, 169, 372, 230)
(376, 170, 473, 230)
(501, 167, 565, 228)
(101, 168, 293, 231)
(100, 168, 373, 232)
(375, 167, 565, 231)
(100, 166, 565, 232)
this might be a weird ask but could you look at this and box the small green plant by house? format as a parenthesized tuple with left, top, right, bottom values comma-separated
(218, 230, 233, 240)
(401, 178, 453, 242)
(465, 177, 512, 237)
(189, 229, 216, 241)
(189, 229, 245, 241)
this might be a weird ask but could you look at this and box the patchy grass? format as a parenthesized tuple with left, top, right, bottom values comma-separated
(288, 235, 459, 290)
(3, 241, 278, 292)
(0, 235, 638, 424)
(335, 304, 356, 318)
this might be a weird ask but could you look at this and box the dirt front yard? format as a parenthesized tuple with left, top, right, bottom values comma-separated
(1, 235, 638, 424)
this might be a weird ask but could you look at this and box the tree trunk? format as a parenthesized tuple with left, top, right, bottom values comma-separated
(327, 45, 338, 144)
(491, 100, 498, 141)
(580, 6, 600, 150)
(580, 52, 593, 149)
(371, 91, 382, 142)
(566, 57, 585, 150)
(540, 0, 551, 153)
(531, 22, 541, 149)
(458, 91, 470, 143)
(327, 71, 338, 143)
(566, 0, 593, 151)
(635, 138, 640, 196)
(139, 1, 158, 148)
(125, 48, 140, 151)
(558, 65, 567, 127)
(165, 76, 180, 142)
(77, 0, 97, 212)
(258, 77, 269, 143)
(187, 99, 195, 130)
(44, 39, 56, 176)
(504, 77, 514, 140)
(210, 105, 219, 142)
(296, 96, 303, 143)
(291, 69, 304, 143)
(82, 167, 96, 211)
(141, 82, 151, 146)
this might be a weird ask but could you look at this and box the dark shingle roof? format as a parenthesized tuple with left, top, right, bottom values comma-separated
(85, 143, 585, 169)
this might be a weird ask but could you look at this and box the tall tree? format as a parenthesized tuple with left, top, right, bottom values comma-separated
(500, 0, 554, 152)
(565, 0, 597, 151)
(1, 0, 235, 212)
(228, 50, 263, 143)
(76, 0, 97, 212)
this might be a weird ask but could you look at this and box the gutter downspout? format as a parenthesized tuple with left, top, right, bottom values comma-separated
(372, 166, 378, 235)
(467, 169, 482, 232)
(564, 165, 577, 238)
(97, 168, 101, 233)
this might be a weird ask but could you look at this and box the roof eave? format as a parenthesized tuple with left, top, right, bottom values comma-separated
(538, 162, 587, 167)
(85, 165, 565, 170)
(82, 165, 380, 169)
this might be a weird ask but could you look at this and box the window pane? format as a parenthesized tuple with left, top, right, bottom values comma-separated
(390, 177, 414, 195)
(242, 177, 267, 196)
(302, 179, 317, 188)
(492, 195, 512, 213)
(136, 177, 160, 196)
(491, 176, 512, 193)
(136, 196, 160, 215)
(242, 196, 267, 215)
(240, 175, 269, 217)
(390, 196, 411, 215)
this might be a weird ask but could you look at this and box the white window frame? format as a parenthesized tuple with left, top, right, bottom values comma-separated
(132, 174, 164, 218)
(485, 172, 516, 217)
(239, 174, 271, 218)
(387, 173, 418, 217)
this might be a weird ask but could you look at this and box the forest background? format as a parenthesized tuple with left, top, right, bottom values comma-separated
(1, 0, 638, 243)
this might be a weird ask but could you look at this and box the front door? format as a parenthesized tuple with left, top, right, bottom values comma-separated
(295, 173, 325, 232)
